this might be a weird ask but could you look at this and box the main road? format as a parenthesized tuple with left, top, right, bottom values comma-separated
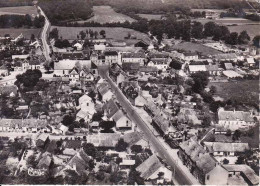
(99, 67, 199, 185)
(37, 6, 51, 62)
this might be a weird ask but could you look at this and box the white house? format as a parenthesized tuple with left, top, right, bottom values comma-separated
(217, 107, 255, 131)
(112, 110, 132, 130)
(104, 51, 118, 64)
(188, 65, 207, 74)
(121, 52, 146, 65)
(73, 43, 83, 51)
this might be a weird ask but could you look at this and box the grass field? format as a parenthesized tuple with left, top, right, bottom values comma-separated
(209, 80, 259, 106)
(0, 6, 37, 16)
(82, 6, 135, 24)
(51, 26, 150, 41)
(137, 14, 164, 21)
(227, 24, 260, 39)
(0, 28, 41, 39)
(171, 41, 222, 55)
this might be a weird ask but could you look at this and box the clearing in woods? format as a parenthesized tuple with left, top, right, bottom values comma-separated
(79, 6, 136, 24)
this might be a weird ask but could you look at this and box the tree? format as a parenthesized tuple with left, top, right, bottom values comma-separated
(223, 158, 229, 164)
(92, 112, 103, 122)
(100, 30, 106, 38)
(82, 143, 97, 158)
(253, 35, 260, 48)
(191, 21, 203, 39)
(15, 69, 42, 88)
(99, 120, 115, 133)
(204, 22, 217, 37)
(169, 59, 182, 70)
(233, 129, 241, 141)
(191, 72, 209, 93)
(127, 170, 145, 185)
(202, 115, 211, 127)
(49, 28, 59, 40)
(94, 31, 98, 39)
(115, 139, 128, 152)
(131, 145, 143, 154)
(235, 156, 244, 164)
(226, 129, 232, 136)
(79, 30, 86, 40)
(209, 86, 217, 94)
(30, 34, 35, 42)
(62, 115, 75, 126)
(225, 32, 238, 45)
(238, 30, 250, 44)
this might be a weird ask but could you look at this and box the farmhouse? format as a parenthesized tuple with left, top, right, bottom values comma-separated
(121, 52, 146, 65)
(112, 110, 132, 130)
(178, 138, 229, 185)
(204, 142, 249, 156)
(104, 51, 118, 64)
(217, 107, 255, 131)
(223, 164, 259, 185)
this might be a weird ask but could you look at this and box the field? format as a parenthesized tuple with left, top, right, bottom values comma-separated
(0, 28, 41, 39)
(51, 26, 150, 41)
(227, 24, 260, 39)
(171, 42, 222, 56)
(0, 6, 37, 16)
(137, 14, 164, 21)
(83, 6, 136, 24)
(208, 80, 259, 107)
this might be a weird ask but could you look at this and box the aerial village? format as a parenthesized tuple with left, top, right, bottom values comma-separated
(0, 3, 259, 185)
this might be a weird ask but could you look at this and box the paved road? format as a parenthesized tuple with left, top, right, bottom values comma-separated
(99, 67, 198, 185)
(38, 6, 51, 62)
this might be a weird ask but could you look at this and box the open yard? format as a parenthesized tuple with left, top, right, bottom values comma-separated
(82, 6, 136, 24)
(209, 80, 259, 107)
(171, 41, 222, 56)
(137, 14, 164, 21)
(0, 6, 37, 16)
(0, 28, 41, 39)
(51, 26, 150, 41)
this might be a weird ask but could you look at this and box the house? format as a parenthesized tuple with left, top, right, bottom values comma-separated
(215, 53, 238, 62)
(57, 123, 69, 135)
(152, 114, 172, 136)
(0, 85, 18, 97)
(134, 40, 149, 49)
(63, 140, 82, 151)
(122, 62, 140, 74)
(182, 52, 199, 61)
(76, 110, 93, 122)
(224, 63, 234, 70)
(0, 64, 9, 77)
(206, 65, 220, 76)
(188, 65, 207, 74)
(112, 110, 132, 130)
(78, 94, 96, 116)
(37, 152, 52, 170)
(73, 43, 83, 51)
(97, 83, 113, 102)
(223, 164, 259, 185)
(147, 59, 169, 71)
(223, 70, 243, 79)
(94, 44, 106, 51)
(103, 98, 120, 119)
(136, 155, 172, 183)
(178, 138, 229, 185)
(78, 94, 93, 106)
(54, 149, 92, 177)
(87, 133, 121, 149)
(119, 159, 136, 169)
(204, 142, 250, 156)
(22, 59, 42, 71)
(0, 119, 48, 133)
(54, 59, 92, 76)
(104, 51, 118, 64)
(177, 108, 201, 126)
(246, 57, 255, 67)
(134, 95, 147, 107)
(121, 52, 146, 65)
(217, 108, 255, 131)
(12, 54, 29, 60)
(36, 133, 50, 148)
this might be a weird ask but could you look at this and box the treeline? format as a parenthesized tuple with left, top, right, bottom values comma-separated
(220, 8, 260, 22)
(0, 14, 45, 28)
(38, 0, 93, 25)
(0, 0, 32, 7)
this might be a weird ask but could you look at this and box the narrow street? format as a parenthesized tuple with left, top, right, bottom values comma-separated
(99, 67, 200, 185)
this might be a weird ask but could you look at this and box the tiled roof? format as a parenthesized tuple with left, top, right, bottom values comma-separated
(218, 108, 254, 122)
(122, 52, 145, 58)
(54, 60, 91, 70)
(103, 99, 120, 118)
(224, 164, 259, 185)
(123, 131, 143, 146)
(153, 114, 170, 133)
(206, 65, 218, 71)
(224, 63, 233, 70)
(64, 140, 82, 149)
(0, 85, 17, 95)
(189, 65, 207, 72)
(67, 149, 91, 174)
(0, 119, 47, 128)
(97, 83, 110, 96)
(205, 142, 249, 152)
(62, 52, 84, 60)
(180, 138, 217, 174)
(139, 66, 158, 72)
(136, 155, 163, 179)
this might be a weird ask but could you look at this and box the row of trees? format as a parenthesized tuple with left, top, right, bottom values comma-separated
(0, 14, 45, 28)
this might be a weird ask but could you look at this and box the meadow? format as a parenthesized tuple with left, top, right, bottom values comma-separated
(0, 6, 37, 16)
(51, 26, 150, 41)
(0, 28, 41, 39)
(83, 6, 135, 24)
(171, 42, 222, 56)
(137, 14, 164, 21)
(227, 24, 260, 39)
(209, 80, 259, 107)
